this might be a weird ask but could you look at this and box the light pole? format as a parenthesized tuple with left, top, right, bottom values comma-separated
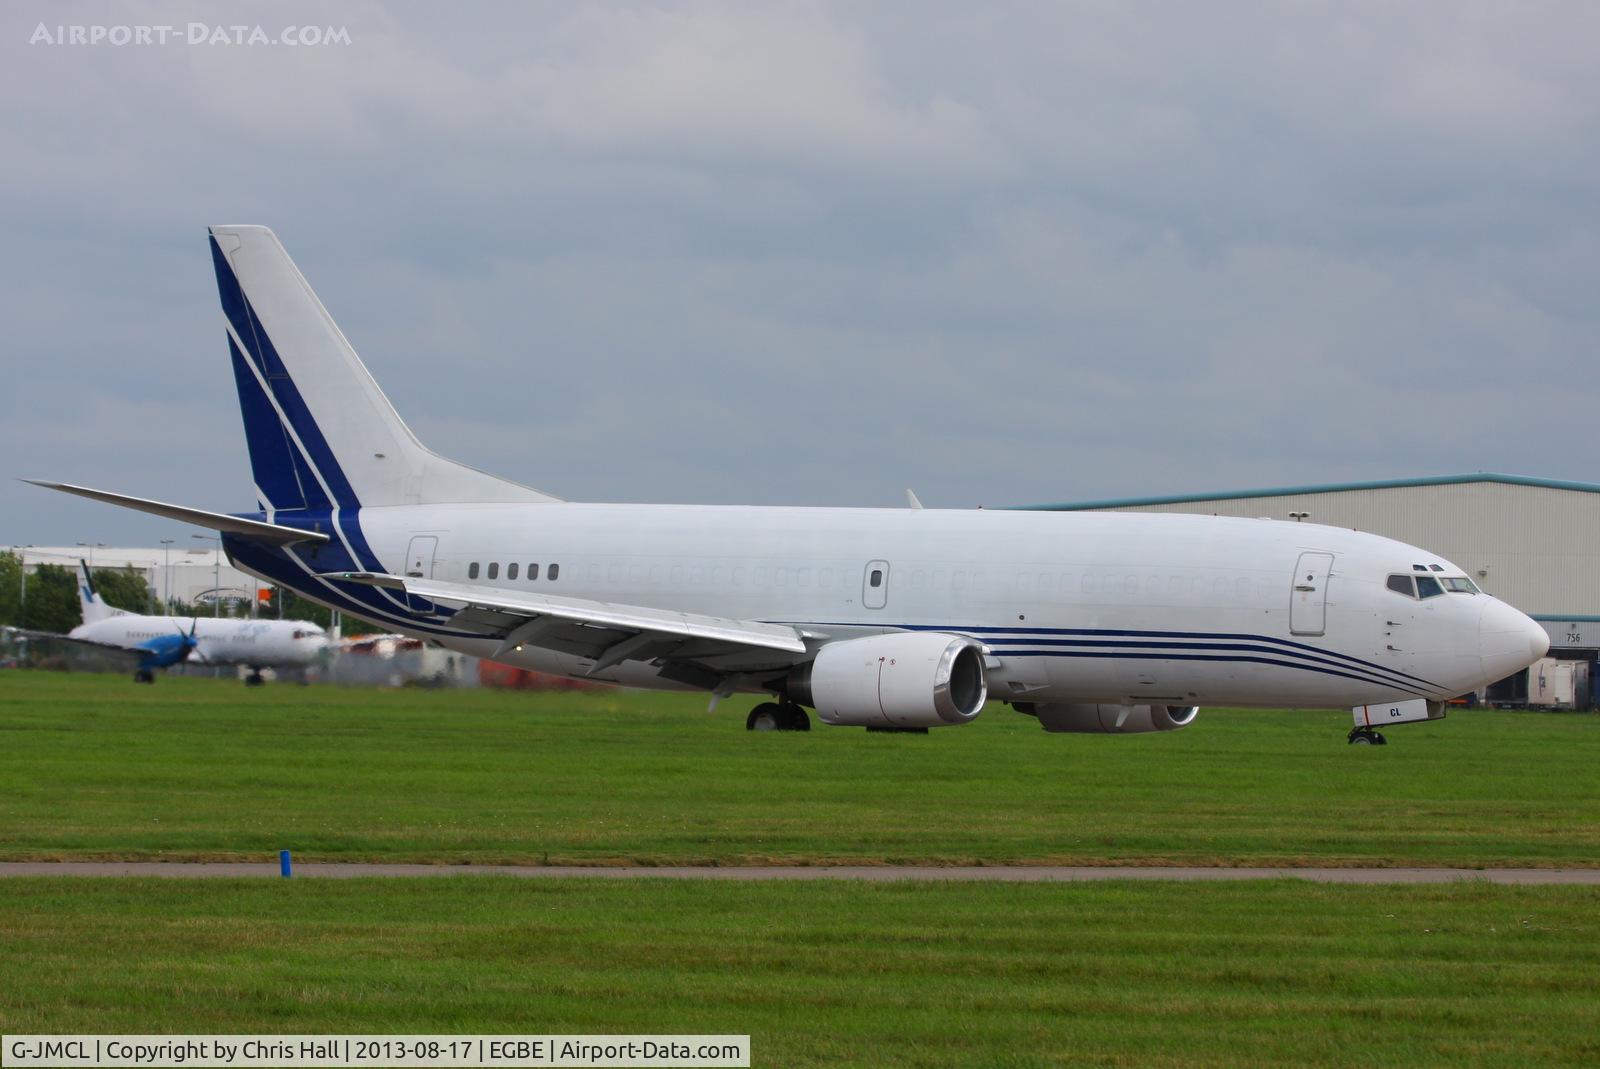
(193, 534, 221, 617)
(160, 539, 174, 615)
(17, 545, 32, 628)
(76, 540, 106, 569)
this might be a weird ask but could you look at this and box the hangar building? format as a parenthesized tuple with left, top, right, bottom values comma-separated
(1026, 473, 1600, 706)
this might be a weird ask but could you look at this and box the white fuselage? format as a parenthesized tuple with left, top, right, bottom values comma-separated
(252, 503, 1546, 708)
(70, 613, 329, 669)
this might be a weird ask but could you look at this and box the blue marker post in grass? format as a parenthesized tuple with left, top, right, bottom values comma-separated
(279, 850, 292, 878)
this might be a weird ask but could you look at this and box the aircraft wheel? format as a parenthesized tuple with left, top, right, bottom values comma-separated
(244, 672, 265, 687)
(133, 669, 154, 684)
(1372, 731, 1387, 745)
(781, 704, 811, 732)
(1348, 727, 1384, 745)
(1349, 733, 1372, 745)
(746, 703, 783, 732)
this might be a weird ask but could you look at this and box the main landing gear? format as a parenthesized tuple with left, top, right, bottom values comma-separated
(133, 669, 155, 684)
(746, 702, 810, 732)
(245, 671, 266, 687)
(1348, 726, 1387, 745)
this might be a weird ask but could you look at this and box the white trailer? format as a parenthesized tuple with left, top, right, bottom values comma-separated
(1528, 658, 1578, 708)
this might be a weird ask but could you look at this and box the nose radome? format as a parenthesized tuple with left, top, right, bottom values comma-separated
(1526, 615, 1551, 661)
(1478, 598, 1549, 681)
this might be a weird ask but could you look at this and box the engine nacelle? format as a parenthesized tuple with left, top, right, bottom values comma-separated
(788, 633, 988, 728)
(1018, 702, 1200, 734)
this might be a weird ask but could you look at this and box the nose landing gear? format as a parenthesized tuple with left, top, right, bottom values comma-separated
(1348, 698, 1447, 745)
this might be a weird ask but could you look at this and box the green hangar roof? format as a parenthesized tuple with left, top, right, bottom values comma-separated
(1019, 473, 1600, 512)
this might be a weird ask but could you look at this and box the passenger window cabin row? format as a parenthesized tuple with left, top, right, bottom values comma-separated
(467, 561, 560, 582)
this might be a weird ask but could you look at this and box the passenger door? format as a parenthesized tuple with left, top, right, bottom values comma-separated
(1289, 552, 1334, 636)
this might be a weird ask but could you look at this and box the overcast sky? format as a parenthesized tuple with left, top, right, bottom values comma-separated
(4, 1, 1598, 545)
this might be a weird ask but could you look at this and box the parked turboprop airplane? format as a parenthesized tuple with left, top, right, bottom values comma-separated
(26, 226, 1549, 739)
(62, 559, 328, 684)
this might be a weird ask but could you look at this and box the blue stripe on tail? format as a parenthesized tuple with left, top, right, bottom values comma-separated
(210, 234, 358, 512)
(227, 332, 311, 510)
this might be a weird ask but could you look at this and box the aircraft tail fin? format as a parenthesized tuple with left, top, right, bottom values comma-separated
(207, 225, 559, 512)
(77, 559, 119, 625)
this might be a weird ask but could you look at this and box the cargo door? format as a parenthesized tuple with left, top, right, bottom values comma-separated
(1290, 552, 1334, 636)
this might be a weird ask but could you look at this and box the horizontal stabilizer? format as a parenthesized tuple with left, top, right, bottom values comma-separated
(22, 480, 330, 546)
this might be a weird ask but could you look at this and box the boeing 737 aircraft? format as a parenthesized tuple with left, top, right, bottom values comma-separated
(27, 226, 1549, 739)
(57, 560, 328, 684)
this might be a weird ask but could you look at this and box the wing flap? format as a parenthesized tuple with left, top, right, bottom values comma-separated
(335, 573, 809, 664)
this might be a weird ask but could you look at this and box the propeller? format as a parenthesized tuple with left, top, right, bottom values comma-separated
(134, 618, 201, 671)
(174, 616, 202, 663)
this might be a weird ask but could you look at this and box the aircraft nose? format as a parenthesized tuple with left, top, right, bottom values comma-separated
(1528, 618, 1551, 661)
(1479, 597, 1549, 682)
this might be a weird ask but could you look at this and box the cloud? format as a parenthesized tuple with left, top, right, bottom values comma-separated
(2, 1, 1598, 541)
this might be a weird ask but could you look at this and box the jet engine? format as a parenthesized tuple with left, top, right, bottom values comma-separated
(787, 632, 988, 728)
(1016, 702, 1200, 734)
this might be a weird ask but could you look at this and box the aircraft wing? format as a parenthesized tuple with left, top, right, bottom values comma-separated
(335, 572, 814, 684)
(5, 626, 121, 652)
(2, 627, 149, 668)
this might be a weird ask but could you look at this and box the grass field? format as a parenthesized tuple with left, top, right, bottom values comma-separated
(3, 672, 1598, 1066)
(1, 877, 1596, 1067)
(2, 672, 1598, 867)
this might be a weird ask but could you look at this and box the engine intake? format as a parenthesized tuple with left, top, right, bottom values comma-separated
(788, 632, 988, 728)
(1018, 702, 1200, 734)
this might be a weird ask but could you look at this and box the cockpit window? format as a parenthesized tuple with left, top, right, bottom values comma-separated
(1443, 576, 1479, 594)
(1415, 575, 1445, 599)
(1386, 574, 1416, 597)
(1428, 564, 1444, 572)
